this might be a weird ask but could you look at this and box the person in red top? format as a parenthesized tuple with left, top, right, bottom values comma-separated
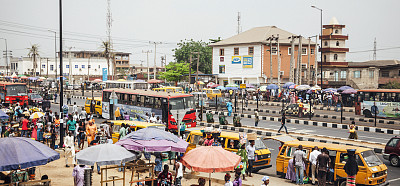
(21, 117, 29, 137)
(157, 164, 173, 186)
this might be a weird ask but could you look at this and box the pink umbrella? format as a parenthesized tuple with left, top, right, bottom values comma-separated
(210, 84, 220, 88)
(341, 89, 357, 94)
(93, 79, 102, 83)
(116, 139, 188, 153)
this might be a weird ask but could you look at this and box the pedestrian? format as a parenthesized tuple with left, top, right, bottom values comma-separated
(245, 96, 248, 107)
(285, 158, 296, 182)
(118, 123, 127, 140)
(277, 112, 288, 134)
(21, 116, 29, 137)
(293, 145, 306, 185)
(174, 156, 183, 186)
(65, 131, 76, 167)
(154, 152, 163, 175)
(67, 115, 76, 138)
(149, 113, 157, 123)
(246, 140, 256, 177)
(226, 100, 233, 116)
(77, 122, 86, 150)
(261, 176, 269, 186)
(316, 147, 330, 186)
(86, 120, 97, 146)
(72, 164, 87, 186)
(232, 172, 242, 186)
(224, 173, 233, 186)
(309, 146, 321, 185)
(157, 164, 173, 186)
(344, 149, 358, 186)
(236, 144, 247, 181)
(254, 110, 259, 127)
(67, 92, 72, 105)
(348, 121, 358, 139)
(79, 108, 86, 123)
(72, 102, 78, 114)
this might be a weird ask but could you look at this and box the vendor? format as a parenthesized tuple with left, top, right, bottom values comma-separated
(203, 133, 214, 146)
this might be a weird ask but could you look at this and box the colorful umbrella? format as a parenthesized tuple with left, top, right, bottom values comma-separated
(182, 146, 241, 173)
(147, 79, 163, 84)
(30, 112, 45, 119)
(76, 143, 136, 166)
(341, 89, 357, 94)
(117, 79, 126, 81)
(0, 110, 9, 120)
(210, 84, 219, 88)
(245, 83, 255, 88)
(123, 127, 182, 142)
(288, 84, 297, 89)
(216, 86, 226, 90)
(196, 81, 205, 85)
(266, 84, 279, 90)
(283, 82, 295, 89)
(225, 87, 238, 90)
(116, 139, 188, 153)
(226, 84, 238, 88)
(0, 137, 60, 171)
(337, 86, 353, 92)
(259, 86, 268, 91)
(296, 85, 311, 90)
(93, 79, 102, 83)
(206, 82, 215, 88)
(17, 74, 26, 77)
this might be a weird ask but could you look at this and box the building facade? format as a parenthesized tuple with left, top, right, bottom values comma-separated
(210, 26, 317, 86)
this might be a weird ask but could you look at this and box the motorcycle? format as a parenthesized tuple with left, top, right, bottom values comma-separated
(233, 115, 241, 127)
(219, 112, 228, 125)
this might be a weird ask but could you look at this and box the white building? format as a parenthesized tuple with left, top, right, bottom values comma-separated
(10, 57, 114, 82)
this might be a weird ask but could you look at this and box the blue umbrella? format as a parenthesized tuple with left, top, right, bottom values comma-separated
(56, 77, 67, 80)
(225, 87, 238, 90)
(216, 86, 226, 90)
(0, 137, 60, 171)
(0, 110, 9, 120)
(266, 84, 279, 90)
(283, 82, 295, 89)
(337, 86, 353, 92)
(123, 127, 181, 143)
(28, 77, 38, 81)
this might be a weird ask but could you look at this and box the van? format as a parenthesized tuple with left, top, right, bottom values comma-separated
(269, 136, 388, 186)
(85, 97, 102, 117)
(203, 89, 222, 99)
(383, 136, 400, 167)
(186, 129, 272, 172)
(108, 120, 165, 143)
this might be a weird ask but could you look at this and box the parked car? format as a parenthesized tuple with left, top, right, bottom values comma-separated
(383, 136, 400, 166)
(28, 93, 43, 106)
(284, 103, 314, 117)
(207, 97, 228, 110)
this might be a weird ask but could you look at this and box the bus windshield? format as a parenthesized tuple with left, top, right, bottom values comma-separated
(169, 97, 195, 110)
(6, 85, 27, 96)
(361, 150, 382, 167)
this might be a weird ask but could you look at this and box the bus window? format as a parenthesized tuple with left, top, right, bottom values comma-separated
(279, 146, 287, 155)
(166, 89, 174, 93)
(147, 96, 154, 108)
(103, 92, 110, 102)
(184, 97, 195, 109)
(189, 135, 202, 145)
(169, 98, 184, 110)
(140, 96, 145, 107)
(132, 94, 137, 106)
(96, 101, 101, 106)
(155, 98, 162, 109)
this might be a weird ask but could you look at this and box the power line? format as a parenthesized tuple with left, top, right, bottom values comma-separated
(348, 46, 400, 53)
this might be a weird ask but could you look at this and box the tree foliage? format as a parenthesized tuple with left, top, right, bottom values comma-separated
(27, 44, 39, 75)
(100, 41, 113, 78)
(159, 62, 189, 85)
(382, 81, 400, 89)
(173, 39, 212, 74)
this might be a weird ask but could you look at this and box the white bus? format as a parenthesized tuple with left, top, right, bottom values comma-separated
(104, 80, 148, 90)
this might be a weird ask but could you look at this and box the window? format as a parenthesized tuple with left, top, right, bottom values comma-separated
(66, 65, 69, 68)
(288, 47, 292, 55)
(369, 70, 374, 78)
(271, 47, 277, 55)
(98, 65, 101, 69)
(311, 48, 315, 55)
(219, 65, 225, 74)
(50, 65, 54, 71)
(354, 71, 361, 78)
(75, 65, 78, 68)
(340, 71, 347, 79)
(248, 47, 254, 55)
(42, 64, 45, 69)
(334, 54, 338, 61)
(234, 48, 239, 55)
(301, 64, 307, 69)
(324, 55, 326, 62)
(82, 65, 85, 69)
(335, 29, 339, 34)
(302, 48, 307, 55)
(381, 71, 389, 77)
(336, 41, 340, 47)
(398, 70, 400, 76)
(219, 48, 224, 56)
(387, 138, 400, 147)
(88, 65, 91, 69)
(324, 41, 328, 46)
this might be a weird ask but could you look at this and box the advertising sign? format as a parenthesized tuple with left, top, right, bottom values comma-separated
(362, 101, 400, 118)
(102, 101, 162, 120)
(240, 84, 246, 89)
(243, 55, 253, 68)
(232, 56, 242, 64)
(102, 68, 108, 81)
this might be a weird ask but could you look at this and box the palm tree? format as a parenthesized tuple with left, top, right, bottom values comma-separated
(100, 41, 114, 79)
(27, 44, 39, 76)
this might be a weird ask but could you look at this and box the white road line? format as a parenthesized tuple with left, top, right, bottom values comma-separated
(388, 177, 400, 182)
(359, 136, 391, 140)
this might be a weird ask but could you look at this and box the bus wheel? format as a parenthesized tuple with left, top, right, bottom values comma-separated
(390, 155, 400, 167)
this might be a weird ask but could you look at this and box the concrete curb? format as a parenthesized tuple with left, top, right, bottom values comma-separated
(245, 100, 354, 112)
(199, 109, 400, 136)
(197, 121, 385, 154)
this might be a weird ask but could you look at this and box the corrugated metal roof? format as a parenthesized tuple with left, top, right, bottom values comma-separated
(209, 26, 317, 46)
(348, 60, 400, 67)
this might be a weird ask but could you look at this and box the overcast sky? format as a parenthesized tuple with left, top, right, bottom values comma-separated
(0, 0, 399, 66)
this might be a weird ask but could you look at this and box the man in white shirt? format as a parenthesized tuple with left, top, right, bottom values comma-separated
(65, 131, 76, 167)
(73, 102, 78, 113)
(309, 146, 321, 185)
(246, 140, 256, 177)
(149, 113, 157, 123)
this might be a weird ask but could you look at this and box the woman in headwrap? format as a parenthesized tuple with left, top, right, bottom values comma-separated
(344, 149, 358, 186)
(236, 144, 247, 181)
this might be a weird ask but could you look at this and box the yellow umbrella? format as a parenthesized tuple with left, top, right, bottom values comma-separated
(30, 112, 44, 119)
(197, 81, 205, 85)
(117, 79, 126, 82)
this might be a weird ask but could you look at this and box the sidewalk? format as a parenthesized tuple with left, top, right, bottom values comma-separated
(241, 100, 355, 112)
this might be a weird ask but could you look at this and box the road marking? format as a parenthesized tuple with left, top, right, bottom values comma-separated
(388, 177, 400, 182)
(359, 136, 391, 141)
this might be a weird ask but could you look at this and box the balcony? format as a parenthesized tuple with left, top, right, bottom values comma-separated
(320, 35, 348, 40)
(319, 48, 349, 53)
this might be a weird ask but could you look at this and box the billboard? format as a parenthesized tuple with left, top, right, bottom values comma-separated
(232, 56, 241, 64)
(102, 68, 108, 81)
(243, 55, 253, 68)
(362, 101, 400, 118)
(102, 101, 162, 120)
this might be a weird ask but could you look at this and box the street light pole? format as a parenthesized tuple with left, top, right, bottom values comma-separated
(311, 5, 323, 89)
(0, 38, 8, 76)
(59, 0, 64, 147)
(48, 30, 57, 79)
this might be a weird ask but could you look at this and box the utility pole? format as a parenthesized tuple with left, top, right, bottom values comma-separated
(142, 50, 152, 86)
(189, 53, 192, 86)
(39, 57, 42, 76)
(87, 55, 90, 81)
(194, 52, 200, 90)
(296, 36, 302, 85)
(307, 37, 311, 85)
(150, 41, 162, 79)
(289, 36, 296, 83)
(48, 30, 57, 78)
(59, 0, 64, 147)
(314, 36, 318, 85)
(46, 58, 49, 77)
(373, 38, 377, 61)
(276, 34, 281, 88)
(237, 12, 241, 35)
(1, 38, 11, 76)
(269, 36, 273, 84)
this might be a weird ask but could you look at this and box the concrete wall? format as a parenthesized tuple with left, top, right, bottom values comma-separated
(347, 67, 379, 89)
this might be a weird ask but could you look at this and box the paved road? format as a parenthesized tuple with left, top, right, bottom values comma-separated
(49, 99, 400, 185)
